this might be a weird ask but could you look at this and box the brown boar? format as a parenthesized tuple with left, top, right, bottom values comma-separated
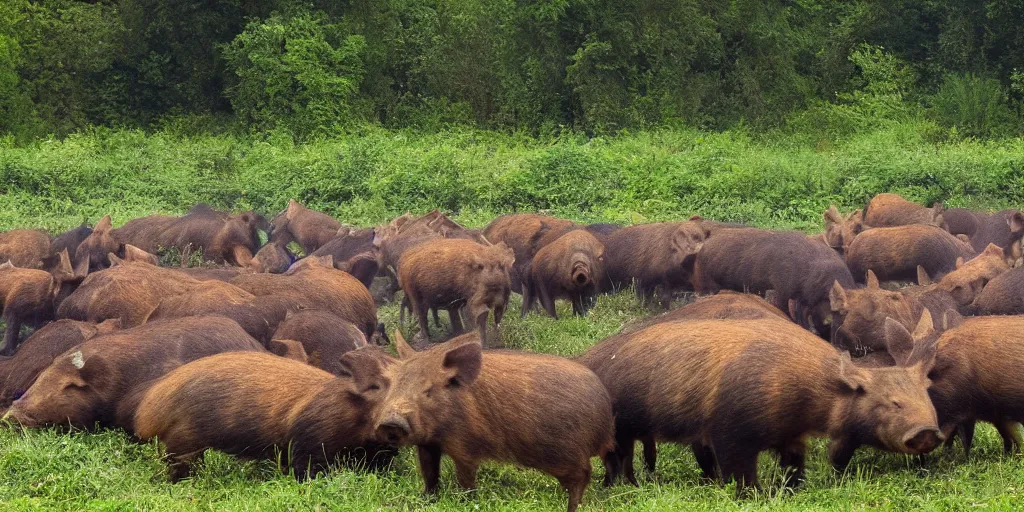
(621, 291, 790, 335)
(75, 215, 130, 272)
(483, 214, 577, 292)
(230, 258, 378, 339)
(161, 206, 269, 266)
(692, 228, 854, 334)
(944, 208, 1024, 258)
(267, 339, 310, 363)
(310, 227, 376, 268)
(133, 349, 396, 480)
(248, 243, 295, 274)
(522, 230, 605, 319)
(829, 271, 922, 355)
(0, 319, 120, 410)
(578, 317, 941, 491)
(49, 224, 93, 264)
(845, 224, 975, 283)
(372, 332, 613, 512)
(822, 206, 867, 256)
(916, 244, 1012, 308)
(272, 310, 369, 375)
(6, 316, 264, 430)
(603, 221, 707, 308)
(968, 266, 1024, 315)
(145, 281, 255, 323)
(863, 193, 946, 229)
(289, 253, 379, 290)
(0, 229, 52, 269)
(891, 315, 1024, 456)
(269, 199, 342, 254)
(397, 239, 513, 345)
(0, 250, 79, 355)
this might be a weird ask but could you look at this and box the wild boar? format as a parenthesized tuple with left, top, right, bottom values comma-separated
(0, 229, 52, 269)
(145, 280, 255, 323)
(397, 239, 513, 345)
(863, 193, 946, 229)
(603, 221, 707, 308)
(845, 224, 975, 282)
(49, 224, 93, 264)
(915, 244, 1012, 309)
(692, 228, 854, 334)
(829, 271, 922, 355)
(0, 319, 120, 410)
(269, 199, 342, 254)
(272, 310, 369, 375)
(822, 206, 867, 256)
(0, 250, 80, 355)
(248, 243, 295, 274)
(578, 317, 942, 491)
(483, 214, 577, 293)
(160, 206, 269, 266)
(620, 291, 790, 335)
(310, 227, 376, 270)
(6, 316, 264, 430)
(522, 230, 605, 319)
(892, 315, 1024, 456)
(944, 208, 1024, 258)
(133, 349, 397, 481)
(288, 253, 379, 291)
(74, 215, 131, 272)
(230, 257, 378, 339)
(969, 266, 1024, 315)
(372, 332, 613, 512)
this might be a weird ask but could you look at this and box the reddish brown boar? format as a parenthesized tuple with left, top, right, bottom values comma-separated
(133, 349, 396, 480)
(845, 224, 975, 282)
(829, 271, 922, 355)
(692, 228, 854, 333)
(621, 291, 790, 335)
(230, 258, 378, 338)
(397, 239, 513, 345)
(0, 319, 120, 410)
(145, 281, 255, 323)
(6, 316, 264, 430)
(890, 315, 1024, 456)
(968, 266, 1024, 315)
(603, 221, 707, 308)
(863, 193, 946, 228)
(578, 318, 942, 491)
(522, 230, 604, 319)
(269, 199, 342, 253)
(161, 205, 269, 266)
(310, 227, 377, 280)
(0, 229, 52, 268)
(822, 206, 867, 256)
(483, 214, 577, 292)
(0, 250, 79, 355)
(944, 208, 1024, 257)
(289, 253, 379, 291)
(272, 310, 369, 375)
(75, 215, 131, 272)
(917, 244, 1012, 308)
(372, 332, 613, 512)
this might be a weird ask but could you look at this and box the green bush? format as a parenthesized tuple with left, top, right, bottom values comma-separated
(929, 73, 1018, 138)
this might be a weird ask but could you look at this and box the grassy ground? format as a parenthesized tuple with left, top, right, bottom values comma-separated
(1, 291, 1023, 511)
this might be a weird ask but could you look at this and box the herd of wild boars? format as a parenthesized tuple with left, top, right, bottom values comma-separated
(1, 194, 1024, 510)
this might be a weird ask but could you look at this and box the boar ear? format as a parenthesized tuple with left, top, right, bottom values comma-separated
(393, 330, 415, 359)
(829, 281, 848, 313)
(442, 341, 482, 387)
(837, 352, 868, 393)
(982, 243, 1003, 258)
(107, 253, 125, 267)
(932, 202, 945, 215)
(317, 255, 334, 269)
(75, 351, 109, 383)
(95, 215, 113, 232)
(911, 309, 934, 342)
(916, 266, 932, 286)
(340, 347, 392, 392)
(824, 206, 842, 225)
(336, 225, 352, 237)
(52, 249, 74, 280)
(955, 257, 965, 269)
(1007, 211, 1024, 233)
(884, 318, 915, 367)
(73, 254, 90, 279)
(941, 309, 962, 331)
(0, 260, 14, 269)
(286, 199, 300, 217)
(269, 339, 308, 363)
(865, 270, 880, 289)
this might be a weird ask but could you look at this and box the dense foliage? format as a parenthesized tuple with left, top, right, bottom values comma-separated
(2, 0, 1024, 140)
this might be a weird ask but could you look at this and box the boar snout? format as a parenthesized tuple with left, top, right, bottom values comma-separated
(572, 262, 591, 286)
(902, 426, 943, 454)
(376, 414, 411, 444)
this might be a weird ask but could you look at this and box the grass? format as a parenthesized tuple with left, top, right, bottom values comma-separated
(2, 291, 1024, 511)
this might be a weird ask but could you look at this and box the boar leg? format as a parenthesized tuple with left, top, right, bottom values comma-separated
(656, 281, 672, 310)
(453, 458, 480, 489)
(995, 420, 1021, 454)
(777, 441, 807, 488)
(571, 295, 585, 317)
(715, 449, 759, 495)
(447, 307, 464, 335)
(612, 431, 638, 486)
(539, 286, 557, 319)
(556, 466, 591, 512)
(521, 280, 536, 319)
(827, 436, 860, 473)
(956, 421, 976, 456)
(1, 315, 21, 356)
(641, 436, 657, 473)
(167, 449, 205, 483)
(414, 305, 431, 343)
(432, 309, 442, 328)
(690, 442, 716, 481)
(475, 312, 490, 348)
(416, 444, 443, 494)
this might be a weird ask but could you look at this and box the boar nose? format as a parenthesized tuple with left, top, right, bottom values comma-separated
(376, 415, 411, 444)
(903, 426, 943, 454)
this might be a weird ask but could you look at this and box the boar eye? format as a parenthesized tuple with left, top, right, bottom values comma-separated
(891, 400, 902, 409)
(367, 384, 380, 392)
(446, 377, 460, 389)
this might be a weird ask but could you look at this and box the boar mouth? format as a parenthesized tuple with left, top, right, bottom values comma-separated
(571, 263, 591, 286)
(901, 426, 943, 454)
(375, 416, 412, 444)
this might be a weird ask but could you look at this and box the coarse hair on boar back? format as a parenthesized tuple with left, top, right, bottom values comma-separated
(578, 317, 941, 492)
(602, 221, 706, 308)
(270, 199, 342, 254)
(944, 208, 1024, 257)
(6, 316, 264, 430)
(272, 309, 369, 375)
(619, 291, 790, 334)
(522, 230, 605, 319)
(845, 224, 976, 283)
(371, 331, 613, 512)
(0, 229, 52, 269)
(863, 193, 946, 229)
(482, 213, 577, 293)
(969, 266, 1024, 316)
(692, 228, 853, 335)
(133, 349, 397, 481)
(397, 239, 513, 346)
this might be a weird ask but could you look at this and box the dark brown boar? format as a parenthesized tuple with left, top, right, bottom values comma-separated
(0, 229, 52, 269)
(248, 243, 295, 274)
(483, 214, 577, 293)
(161, 206, 268, 266)
(822, 206, 867, 256)
(0, 250, 79, 355)
(230, 258, 378, 338)
(863, 193, 946, 229)
(620, 291, 790, 335)
(944, 208, 1024, 258)
(578, 317, 941, 491)
(829, 271, 923, 355)
(914, 244, 1012, 309)
(692, 228, 854, 334)
(603, 221, 707, 308)
(5, 316, 264, 430)
(310, 227, 376, 266)
(969, 266, 1024, 315)
(397, 239, 513, 345)
(522, 230, 604, 318)
(890, 315, 1024, 456)
(269, 199, 342, 254)
(0, 319, 120, 410)
(133, 349, 396, 480)
(371, 332, 613, 512)
(75, 215, 130, 272)
(289, 253, 379, 291)
(272, 310, 369, 374)
(49, 224, 93, 264)
(845, 224, 976, 282)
